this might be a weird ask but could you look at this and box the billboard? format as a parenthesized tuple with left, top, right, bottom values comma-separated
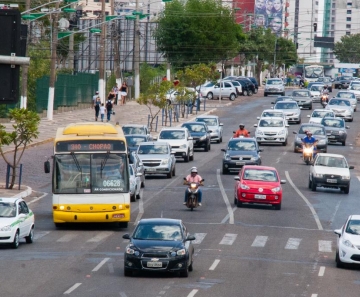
(254, 0, 283, 36)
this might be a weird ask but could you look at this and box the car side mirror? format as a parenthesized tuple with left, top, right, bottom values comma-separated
(186, 235, 196, 241)
(307, 115, 310, 118)
(334, 229, 341, 237)
(44, 160, 50, 174)
(122, 234, 131, 239)
(188, 137, 193, 140)
(256, 117, 260, 120)
(219, 123, 224, 126)
(349, 166, 354, 169)
(258, 149, 263, 152)
(254, 124, 258, 127)
(280, 180, 286, 184)
(271, 102, 274, 104)
(234, 176, 240, 181)
(221, 149, 226, 152)
(346, 126, 350, 129)
(139, 162, 143, 166)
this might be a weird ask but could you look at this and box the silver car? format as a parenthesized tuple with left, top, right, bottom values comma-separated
(195, 115, 223, 143)
(325, 98, 354, 122)
(273, 101, 302, 124)
(264, 78, 285, 96)
(129, 164, 141, 202)
(334, 91, 357, 111)
(202, 81, 237, 101)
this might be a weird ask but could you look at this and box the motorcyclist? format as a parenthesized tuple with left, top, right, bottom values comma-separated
(302, 131, 318, 155)
(183, 167, 203, 206)
(234, 123, 250, 138)
(322, 85, 330, 95)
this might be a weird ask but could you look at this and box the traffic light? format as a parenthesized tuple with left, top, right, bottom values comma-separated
(313, 23, 317, 32)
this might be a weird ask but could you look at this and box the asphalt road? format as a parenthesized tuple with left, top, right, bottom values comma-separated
(1, 89, 360, 297)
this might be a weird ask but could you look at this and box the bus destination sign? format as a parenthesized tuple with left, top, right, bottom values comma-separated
(56, 140, 126, 152)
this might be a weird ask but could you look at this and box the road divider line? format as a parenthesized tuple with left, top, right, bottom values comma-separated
(311, 294, 318, 297)
(64, 283, 82, 294)
(357, 176, 360, 182)
(187, 289, 199, 297)
(216, 169, 234, 224)
(219, 233, 237, 245)
(318, 266, 325, 277)
(251, 236, 268, 247)
(92, 258, 110, 272)
(209, 259, 220, 270)
(27, 192, 48, 205)
(193, 233, 207, 245)
(285, 171, 323, 230)
(318, 240, 332, 253)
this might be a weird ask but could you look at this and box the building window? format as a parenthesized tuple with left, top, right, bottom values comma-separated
(332, 3, 335, 8)
(331, 31, 334, 37)
(331, 17, 335, 22)
(347, 2, 352, 6)
(347, 10, 352, 14)
(346, 31, 351, 35)
(347, 17, 351, 21)
(316, 1, 318, 5)
(330, 60, 333, 63)
(331, 25, 334, 30)
(332, 10, 336, 15)
(346, 24, 351, 28)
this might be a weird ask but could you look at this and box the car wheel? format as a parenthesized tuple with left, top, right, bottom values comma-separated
(274, 203, 281, 210)
(219, 136, 222, 143)
(349, 118, 353, 122)
(55, 223, 63, 229)
(11, 230, 20, 249)
(222, 165, 228, 175)
(297, 118, 301, 124)
(136, 191, 141, 199)
(234, 196, 237, 205)
(124, 267, 133, 277)
(167, 169, 173, 178)
(179, 266, 189, 277)
(130, 194, 136, 202)
(237, 200, 243, 208)
(243, 90, 248, 96)
(344, 185, 350, 194)
(172, 167, 176, 176)
(282, 138, 287, 146)
(309, 104, 312, 110)
(141, 180, 145, 188)
(264, 92, 268, 97)
(208, 143, 211, 151)
(204, 143, 209, 152)
(308, 177, 312, 189)
(336, 251, 344, 268)
(190, 151, 194, 161)
(188, 260, 193, 272)
(342, 140, 346, 146)
(248, 90, 253, 96)
(184, 151, 189, 162)
(207, 92, 213, 100)
(311, 178, 317, 191)
(25, 226, 34, 244)
(229, 93, 236, 101)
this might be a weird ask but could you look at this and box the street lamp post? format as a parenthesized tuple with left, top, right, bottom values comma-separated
(98, 0, 106, 103)
(273, 38, 277, 78)
(134, 0, 140, 100)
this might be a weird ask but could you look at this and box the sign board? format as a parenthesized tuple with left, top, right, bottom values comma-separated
(314, 36, 334, 49)
(339, 68, 356, 74)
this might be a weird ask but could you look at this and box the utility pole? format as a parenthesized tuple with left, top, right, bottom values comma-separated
(47, 1, 60, 120)
(98, 0, 106, 103)
(273, 38, 277, 78)
(134, 0, 140, 99)
(111, 0, 121, 86)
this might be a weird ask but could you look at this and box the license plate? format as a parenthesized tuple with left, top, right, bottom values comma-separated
(327, 179, 337, 183)
(255, 194, 266, 199)
(236, 162, 245, 165)
(327, 136, 335, 139)
(112, 214, 125, 218)
(146, 168, 156, 172)
(147, 261, 162, 268)
(266, 137, 275, 140)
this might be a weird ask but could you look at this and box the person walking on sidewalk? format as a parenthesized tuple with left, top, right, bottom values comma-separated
(120, 82, 128, 105)
(106, 98, 113, 122)
(100, 103, 105, 122)
(92, 91, 99, 107)
(112, 83, 119, 105)
(94, 96, 101, 121)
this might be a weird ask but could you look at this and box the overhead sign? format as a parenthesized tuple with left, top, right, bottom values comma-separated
(314, 36, 334, 49)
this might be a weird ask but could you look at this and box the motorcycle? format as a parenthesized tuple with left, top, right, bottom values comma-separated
(321, 93, 329, 108)
(232, 131, 251, 138)
(183, 177, 204, 210)
(302, 143, 315, 165)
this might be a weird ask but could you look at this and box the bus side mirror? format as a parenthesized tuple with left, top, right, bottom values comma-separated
(44, 160, 50, 174)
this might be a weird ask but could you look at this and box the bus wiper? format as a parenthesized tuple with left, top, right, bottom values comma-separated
(70, 152, 82, 173)
(100, 151, 111, 178)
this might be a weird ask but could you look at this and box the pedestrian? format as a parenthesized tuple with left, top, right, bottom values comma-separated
(162, 75, 167, 81)
(94, 96, 101, 121)
(100, 103, 105, 122)
(108, 90, 116, 103)
(173, 77, 180, 87)
(106, 98, 113, 122)
(112, 83, 119, 105)
(92, 91, 99, 108)
(120, 82, 128, 105)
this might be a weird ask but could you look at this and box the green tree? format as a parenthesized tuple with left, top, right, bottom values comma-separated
(154, 0, 245, 68)
(333, 34, 360, 63)
(0, 109, 40, 189)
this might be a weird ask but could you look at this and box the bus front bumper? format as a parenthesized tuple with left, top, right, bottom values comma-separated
(53, 209, 130, 223)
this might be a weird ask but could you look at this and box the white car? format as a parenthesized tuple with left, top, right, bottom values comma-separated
(325, 98, 354, 122)
(347, 82, 360, 101)
(166, 88, 198, 105)
(334, 215, 360, 268)
(264, 78, 285, 96)
(0, 197, 35, 249)
(333, 91, 357, 111)
(195, 115, 223, 143)
(273, 101, 302, 124)
(307, 109, 335, 124)
(157, 127, 194, 162)
(254, 117, 289, 146)
(129, 164, 142, 202)
(309, 84, 324, 102)
(309, 153, 354, 194)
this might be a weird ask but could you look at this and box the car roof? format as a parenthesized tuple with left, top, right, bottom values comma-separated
(125, 134, 148, 138)
(182, 122, 206, 126)
(138, 218, 182, 225)
(300, 123, 324, 127)
(259, 116, 284, 120)
(312, 109, 330, 112)
(139, 141, 168, 146)
(262, 109, 284, 113)
(322, 117, 342, 120)
(229, 137, 257, 142)
(316, 153, 346, 158)
(0, 197, 21, 203)
(293, 89, 310, 91)
(122, 124, 146, 127)
(275, 101, 298, 105)
(160, 127, 188, 131)
(242, 165, 278, 171)
(196, 115, 218, 119)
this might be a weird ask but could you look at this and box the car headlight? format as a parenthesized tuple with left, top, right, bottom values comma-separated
(256, 130, 264, 136)
(240, 183, 250, 190)
(318, 139, 326, 144)
(271, 186, 281, 193)
(339, 130, 346, 135)
(278, 130, 285, 135)
(342, 239, 355, 248)
(161, 159, 169, 165)
(224, 154, 230, 160)
(0, 225, 11, 231)
(342, 175, 350, 180)
(180, 144, 187, 148)
(199, 135, 206, 141)
(126, 246, 136, 254)
(251, 157, 258, 161)
(314, 173, 323, 178)
(176, 249, 186, 256)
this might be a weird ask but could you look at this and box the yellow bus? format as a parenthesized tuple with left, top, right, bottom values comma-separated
(45, 122, 130, 228)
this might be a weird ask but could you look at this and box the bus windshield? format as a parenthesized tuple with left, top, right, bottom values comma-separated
(53, 153, 129, 194)
(305, 66, 324, 79)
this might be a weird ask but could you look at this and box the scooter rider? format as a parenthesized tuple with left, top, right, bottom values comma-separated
(183, 167, 203, 206)
(302, 131, 318, 155)
(234, 123, 250, 138)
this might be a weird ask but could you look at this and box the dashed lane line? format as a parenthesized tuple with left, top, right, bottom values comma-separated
(63, 283, 82, 295)
(216, 169, 234, 224)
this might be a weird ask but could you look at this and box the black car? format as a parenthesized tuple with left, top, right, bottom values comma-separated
(125, 134, 151, 154)
(221, 137, 262, 174)
(293, 123, 328, 153)
(234, 79, 253, 96)
(316, 77, 333, 92)
(334, 76, 354, 89)
(320, 117, 349, 146)
(181, 122, 211, 151)
(122, 218, 195, 277)
(247, 77, 259, 94)
(237, 77, 256, 94)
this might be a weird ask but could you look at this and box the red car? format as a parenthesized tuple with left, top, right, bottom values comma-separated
(234, 165, 286, 210)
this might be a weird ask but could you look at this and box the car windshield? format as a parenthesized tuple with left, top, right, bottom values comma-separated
(298, 126, 325, 135)
(133, 224, 183, 241)
(262, 111, 283, 117)
(346, 220, 360, 235)
(259, 119, 284, 127)
(322, 119, 344, 128)
(336, 92, 355, 99)
(267, 79, 282, 85)
(311, 85, 323, 91)
(315, 156, 347, 168)
(196, 118, 217, 126)
(0, 202, 16, 217)
(228, 141, 256, 151)
(159, 130, 185, 139)
(182, 124, 206, 132)
(122, 126, 146, 135)
(138, 144, 169, 154)
(125, 136, 147, 147)
(329, 99, 351, 106)
(243, 169, 278, 182)
(311, 111, 334, 118)
(275, 102, 298, 109)
(292, 91, 310, 97)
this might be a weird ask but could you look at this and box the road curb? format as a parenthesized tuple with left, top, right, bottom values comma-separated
(11, 186, 32, 198)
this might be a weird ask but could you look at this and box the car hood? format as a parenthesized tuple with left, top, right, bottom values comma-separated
(326, 105, 352, 111)
(242, 180, 280, 190)
(159, 139, 187, 146)
(227, 150, 259, 157)
(343, 233, 360, 246)
(256, 127, 286, 132)
(131, 239, 183, 251)
(348, 90, 360, 95)
(206, 125, 219, 131)
(128, 146, 138, 153)
(308, 118, 323, 124)
(138, 154, 170, 160)
(313, 166, 350, 176)
(310, 91, 321, 96)
(324, 127, 346, 132)
(275, 108, 300, 114)
(293, 96, 312, 101)
(189, 131, 206, 137)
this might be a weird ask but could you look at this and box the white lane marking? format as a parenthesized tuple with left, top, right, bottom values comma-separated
(187, 289, 199, 297)
(251, 236, 268, 247)
(216, 169, 234, 224)
(329, 200, 342, 226)
(209, 259, 220, 270)
(92, 258, 110, 272)
(318, 240, 332, 252)
(87, 231, 113, 242)
(219, 233, 237, 245)
(34, 231, 50, 240)
(311, 295, 318, 297)
(119, 293, 128, 297)
(276, 157, 280, 163)
(193, 233, 207, 245)
(285, 238, 302, 250)
(57, 234, 77, 242)
(318, 266, 325, 277)
(63, 283, 82, 294)
(221, 207, 237, 224)
(133, 189, 144, 225)
(283, 151, 287, 156)
(27, 192, 48, 205)
(357, 176, 360, 182)
(285, 171, 323, 230)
